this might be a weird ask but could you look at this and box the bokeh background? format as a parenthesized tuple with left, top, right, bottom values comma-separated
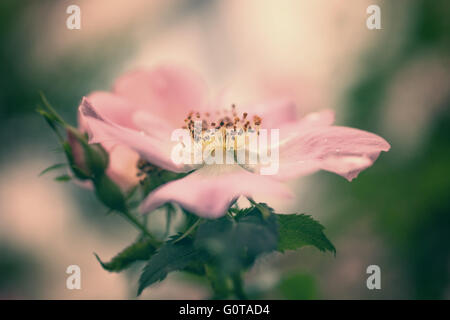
(0, 0, 449, 299)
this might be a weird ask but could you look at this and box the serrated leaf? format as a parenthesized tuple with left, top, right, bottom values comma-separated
(181, 260, 207, 276)
(95, 238, 156, 272)
(137, 237, 204, 295)
(277, 214, 335, 254)
(39, 163, 66, 176)
(195, 207, 278, 275)
(54, 174, 71, 182)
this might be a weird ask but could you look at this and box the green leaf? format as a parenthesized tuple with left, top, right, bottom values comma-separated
(39, 163, 66, 176)
(95, 238, 156, 272)
(137, 237, 205, 295)
(54, 174, 71, 182)
(235, 207, 278, 257)
(195, 207, 278, 275)
(182, 260, 207, 276)
(277, 214, 335, 254)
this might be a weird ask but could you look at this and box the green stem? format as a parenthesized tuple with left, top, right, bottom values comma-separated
(119, 210, 160, 247)
(174, 218, 202, 243)
(231, 273, 248, 300)
(164, 204, 175, 239)
(205, 265, 230, 299)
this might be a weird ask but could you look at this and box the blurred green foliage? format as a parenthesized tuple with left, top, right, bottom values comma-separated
(0, 243, 39, 298)
(277, 273, 318, 300)
(326, 0, 450, 299)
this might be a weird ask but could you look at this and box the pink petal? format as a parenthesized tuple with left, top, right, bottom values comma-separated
(277, 126, 390, 181)
(140, 165, 293, 218)
(113, 65, 209, 126)
(131, 110, 178, 143)
(296, 109, 335, 128)
(249, 99, 298, 129)
(78, 91, 140, 131)
(80, 97, 192, 173)
(66, 129, 88, 172)
(278, 109, 335, 143)
(76, 93, 144, 190)
(106, 144, 141, 191)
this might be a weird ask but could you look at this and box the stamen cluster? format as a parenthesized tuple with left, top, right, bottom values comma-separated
(182, 105, 262, 149)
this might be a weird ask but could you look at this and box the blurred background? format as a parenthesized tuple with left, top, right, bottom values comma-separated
(0, 0, 449, 299)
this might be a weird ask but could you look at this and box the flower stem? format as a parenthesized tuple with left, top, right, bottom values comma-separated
(205, 265, 230, 299)
(119, 210, 160, 247)
(174, 218, 202, 243)
(231, 273, 248, 300)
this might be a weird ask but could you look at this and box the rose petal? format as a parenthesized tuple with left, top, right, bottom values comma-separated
(297, 109, 335, 127)
(78, 91, 140, 130)
(113, 65, 209, 126)
(278, 109, 335, 143)
(131, 110, 177, 143)
(249, 99, 298, 129)
(80, 97, 193, 173)
(106, 144, 141, 190)
(276, 126, 390, 181)
(140, 164, 293, 218)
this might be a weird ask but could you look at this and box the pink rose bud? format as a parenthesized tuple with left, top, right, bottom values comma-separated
(66, 127, 109, 179)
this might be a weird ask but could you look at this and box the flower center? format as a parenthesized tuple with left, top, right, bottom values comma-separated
(182, 104, 262, 150)
(183, 105, 261, 131)
(176, 105, 263, 165)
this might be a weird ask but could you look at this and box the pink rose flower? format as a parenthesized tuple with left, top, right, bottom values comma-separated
(79, 65, 390, 218)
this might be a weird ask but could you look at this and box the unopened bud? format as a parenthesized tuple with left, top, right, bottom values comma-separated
(66, 127, 109, 179)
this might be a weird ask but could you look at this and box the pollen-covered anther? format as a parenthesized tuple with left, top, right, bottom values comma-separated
(182, 104, 263, 149)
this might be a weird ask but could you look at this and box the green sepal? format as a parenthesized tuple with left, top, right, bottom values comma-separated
(39, 163, 67, 176)
(94, 238, 157, 272)
(92, 173, 127, 213)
